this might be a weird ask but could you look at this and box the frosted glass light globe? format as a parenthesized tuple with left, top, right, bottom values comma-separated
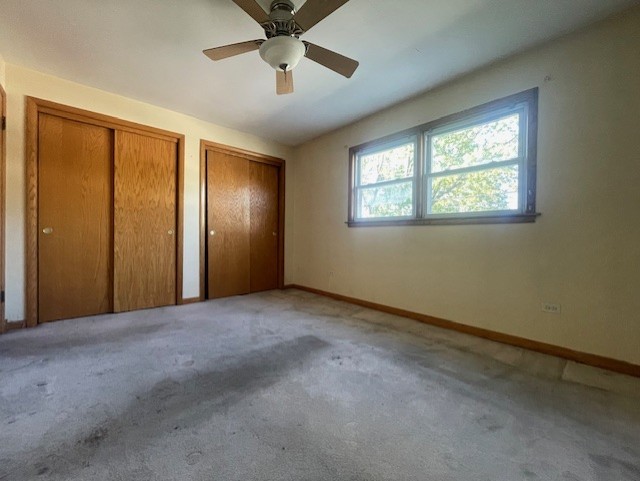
(259, 36, 306, 71)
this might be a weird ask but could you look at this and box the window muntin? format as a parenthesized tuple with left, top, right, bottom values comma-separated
(354, 137, 417, 219)
(348, 89, 538, 226)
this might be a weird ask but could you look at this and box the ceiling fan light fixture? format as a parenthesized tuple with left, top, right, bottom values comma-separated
(203, 0, 359, 93)
(259, 36, 306, 71)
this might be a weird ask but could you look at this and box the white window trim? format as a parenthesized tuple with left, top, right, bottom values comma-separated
(353, 135, 417, 221)
(348, 88, 539, 227)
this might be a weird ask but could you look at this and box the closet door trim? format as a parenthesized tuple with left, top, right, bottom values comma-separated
(199, 140, 286, 301)
(0, 84, 5, 333)
(26, 97, 185, 327)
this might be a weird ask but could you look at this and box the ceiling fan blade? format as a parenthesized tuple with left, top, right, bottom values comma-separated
(203, 40, 264, 61)
(276, 70, 294, 95)
(294, 0, 351, 32)
(304, 42, 359, 78)
(232, 0, 270, 24)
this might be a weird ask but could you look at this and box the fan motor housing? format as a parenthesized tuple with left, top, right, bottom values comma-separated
(262, 0, 302, 38)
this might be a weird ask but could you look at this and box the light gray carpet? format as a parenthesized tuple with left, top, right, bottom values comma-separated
(1, 289, 639, 480)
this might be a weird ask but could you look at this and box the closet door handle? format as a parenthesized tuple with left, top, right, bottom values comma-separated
(42, 227, 54, 235)
(209, 230, 216, 236)
(272, 232, 277, 236)
(168, 229, 174, 235)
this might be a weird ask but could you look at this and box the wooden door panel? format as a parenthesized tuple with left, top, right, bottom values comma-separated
(38, 114, 113, 322)
(250, 162, 279, 292)
(207, 151, 250, 298)
(114, 131, 176, 312)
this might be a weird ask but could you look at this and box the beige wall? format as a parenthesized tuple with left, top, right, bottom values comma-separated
(4, 64, 295, 321)
(0, 52, 5, 87)
(291, 8, 640, 365)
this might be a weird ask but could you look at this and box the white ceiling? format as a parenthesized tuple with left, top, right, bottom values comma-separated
(0, 0, 637, 145)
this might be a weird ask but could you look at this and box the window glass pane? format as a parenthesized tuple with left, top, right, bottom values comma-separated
(358, 142, 415, 185)
(429, 165, 519, 214)
(358, 181, 413, 218)
(431, 113, 519, 173)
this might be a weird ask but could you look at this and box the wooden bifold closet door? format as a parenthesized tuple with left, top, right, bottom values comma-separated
(249, 161, 279, 292)
(35, 105, 180, 323)
(206, 150, 280, 299)
(38, 114, 113, 322)
(207, 151, 251, 298)
(114, 131, 177, 312)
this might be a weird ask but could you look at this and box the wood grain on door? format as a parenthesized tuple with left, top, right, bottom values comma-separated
(207, 151, 251, 299)
(38, 114, 113, 322)
(114, 131, 177, 311)
(250, 161, 279, 292)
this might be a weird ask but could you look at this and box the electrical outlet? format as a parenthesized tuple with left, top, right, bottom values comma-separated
(542, 302, 561, 314)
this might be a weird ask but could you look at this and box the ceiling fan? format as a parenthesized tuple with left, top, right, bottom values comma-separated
(203, 0, 359, 95)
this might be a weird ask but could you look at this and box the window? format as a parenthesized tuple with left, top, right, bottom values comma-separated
(354, 137, 416, 219)
(348, 89, 538, 226)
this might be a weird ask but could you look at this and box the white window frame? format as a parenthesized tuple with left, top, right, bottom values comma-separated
(348, 88, 539, 226)
(353, 135, 418, 221)
(423, 105, 528, 218)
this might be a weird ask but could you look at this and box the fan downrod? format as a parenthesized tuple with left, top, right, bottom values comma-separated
(270, 0, 295, 14)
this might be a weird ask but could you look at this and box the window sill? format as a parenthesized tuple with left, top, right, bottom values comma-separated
(347, 213, 540, 227)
